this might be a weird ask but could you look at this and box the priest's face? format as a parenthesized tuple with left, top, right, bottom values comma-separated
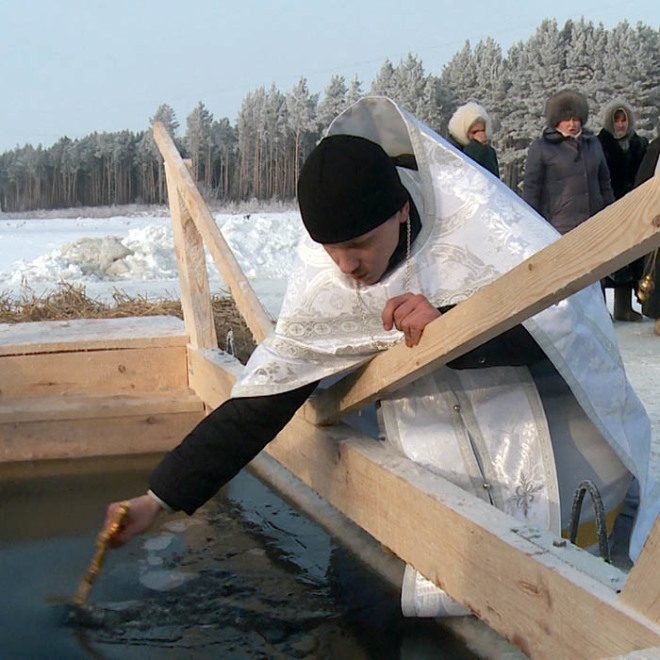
(323, 201, 409, 286)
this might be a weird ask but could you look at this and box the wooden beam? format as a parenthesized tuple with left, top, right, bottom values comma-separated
(186, 346, 243, 409)
(620, 515, 660, 624)
(186, 351, 660, 658)
(307, 175, 660, 423)
(0, 409, 202, 462)
(153, 122, 273, 343)
(0, 346, 189, 397)
(0, 316, 187, 356)
(164, 161, 217, 349)
(0, 391, 203, 424)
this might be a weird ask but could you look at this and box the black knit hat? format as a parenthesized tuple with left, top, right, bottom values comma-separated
(297, 134, 409, 244)
(544, 89, 589, 128)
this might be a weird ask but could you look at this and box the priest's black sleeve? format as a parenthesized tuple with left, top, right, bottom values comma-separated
(149, 381, 317, 514)
(446, 324, 545, 369)
(149, 314, 542, 514)
(437, 306, 545, 369)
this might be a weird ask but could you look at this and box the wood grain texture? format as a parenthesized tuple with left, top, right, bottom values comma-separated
(0, 346, 188, 397)
(621, 515, 660, 624)
(0, 391, 203, 424)
(153, 122, 273, 343)
(0, 316, 188, 356)
(165, 161, 218, 349)
(0, 409, 203, 462)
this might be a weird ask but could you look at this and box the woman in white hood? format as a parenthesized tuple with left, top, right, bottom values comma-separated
(598, 100, 649, 321)
(447, 102, 499, 177)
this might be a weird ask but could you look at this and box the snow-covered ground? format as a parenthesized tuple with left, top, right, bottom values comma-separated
(0, 210, 658, 478)
(0, 211, 303, 318)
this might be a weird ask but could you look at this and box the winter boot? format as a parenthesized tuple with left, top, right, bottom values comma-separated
(655, 319, 660, 336)
(613, 288, 642, 322)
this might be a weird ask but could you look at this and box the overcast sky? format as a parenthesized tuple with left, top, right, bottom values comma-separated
(1, 0, 659, 153)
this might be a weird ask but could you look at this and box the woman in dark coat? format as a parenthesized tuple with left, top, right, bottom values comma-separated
(634, 136, 660, 334)
(598, 100, 649, 321)
(447, 102, 500, 177)
(523, 89, 614, 236)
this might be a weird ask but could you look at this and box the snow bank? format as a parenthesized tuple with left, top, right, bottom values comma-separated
(0, 211, 304, 316)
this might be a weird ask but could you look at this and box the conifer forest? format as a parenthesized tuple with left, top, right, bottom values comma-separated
(2, 18, 659, 212)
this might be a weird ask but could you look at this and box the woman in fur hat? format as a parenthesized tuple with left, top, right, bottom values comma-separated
(523, 89, 614, 236)
(447, 102, 499, 177)
(598, 100, 649, 321)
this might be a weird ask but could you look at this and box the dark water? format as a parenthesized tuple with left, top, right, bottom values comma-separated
(0, 455, 483, 659)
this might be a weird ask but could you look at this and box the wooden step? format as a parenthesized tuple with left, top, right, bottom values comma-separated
(0, 390, 204, 462)
(0, 316, 188, 356)
(0, 345, 189, 397)
(0, 390, 204, 424)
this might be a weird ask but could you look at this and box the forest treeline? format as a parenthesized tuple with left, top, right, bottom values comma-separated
(1, 17, 659, 212)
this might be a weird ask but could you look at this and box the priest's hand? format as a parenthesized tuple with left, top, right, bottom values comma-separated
(382, 293, 441, 347)
(104, 494, 164, 548)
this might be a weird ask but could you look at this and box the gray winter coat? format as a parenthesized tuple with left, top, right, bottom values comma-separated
(523, 128, 614, 235)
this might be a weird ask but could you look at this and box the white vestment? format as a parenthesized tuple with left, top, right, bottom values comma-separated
(232, 97, 659, 614)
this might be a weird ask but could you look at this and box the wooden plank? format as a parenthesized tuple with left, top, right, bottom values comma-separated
(0, 410, 203, 462)
(186, 346, 243, 409)
(187, 352, 658, 658)
(0, 316, 187, 356)
(0, 346, 189, 397)
(620, 515, 660, 624)
(307, 175, 660, 423)
(153, 121, 273, 343)
(165, 160, 218, 349)
(0, 391, 203, 424)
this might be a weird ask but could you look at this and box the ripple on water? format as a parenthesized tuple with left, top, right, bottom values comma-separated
(139, 570, 197, 591)
(142, 533, 174, 552)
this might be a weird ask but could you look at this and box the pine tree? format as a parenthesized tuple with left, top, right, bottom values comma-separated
(210, 117, 236, 199)
(186, 101, 214, 189)
(286, 77, 319, 190)
(370, 59, 397, 97)
(237, 87, 266, 199)
(347, 75, 364, 105)
(441, 41, 478, 105)
(316, 75, 348, 133)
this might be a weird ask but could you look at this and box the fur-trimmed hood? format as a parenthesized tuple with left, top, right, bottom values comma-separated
(545, 89, 589, 128)
(448, 102, 492, 146)
(601, 99, 636, 138)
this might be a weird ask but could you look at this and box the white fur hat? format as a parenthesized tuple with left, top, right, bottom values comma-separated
(448, 102, 492, 146)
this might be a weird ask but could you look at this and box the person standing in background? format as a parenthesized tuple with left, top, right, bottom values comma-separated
(634, 133, 660, 334)
(447, 102, 500, 177)
(598, 100, 648, 321)
(523, 89, 614, 236)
